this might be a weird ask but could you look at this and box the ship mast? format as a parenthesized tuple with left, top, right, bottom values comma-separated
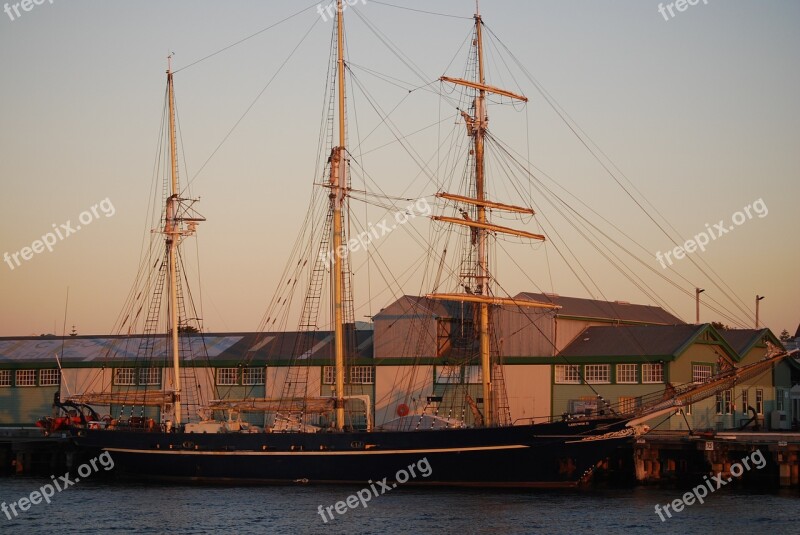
(473, 11, 492, 428)
(431, 11, 558, 427)
(166, 56, 183, 426)
(66, 59, 203, 421)
(331, 0, 348, 431)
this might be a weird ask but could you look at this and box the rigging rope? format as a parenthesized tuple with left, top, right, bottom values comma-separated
(173, 2, 320, 74)
(482, 22, 754, 327)
(369, 1, 472, 20)
(180, 16, 321, 194)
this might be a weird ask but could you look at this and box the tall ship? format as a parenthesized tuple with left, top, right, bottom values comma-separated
(65, 2, 793, 487)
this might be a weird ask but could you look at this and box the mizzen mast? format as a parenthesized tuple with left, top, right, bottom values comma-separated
(429, 11, 556, 427)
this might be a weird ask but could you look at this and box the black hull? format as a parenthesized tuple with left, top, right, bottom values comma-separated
(73, 418, 633, 488)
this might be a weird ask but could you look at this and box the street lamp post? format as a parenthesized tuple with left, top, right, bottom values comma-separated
(695, 288, 705, 324)
(755, 295, 765, 328)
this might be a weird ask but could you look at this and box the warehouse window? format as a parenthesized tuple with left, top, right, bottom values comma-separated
(642, 363, 664, 384)
(216, 368, 239, 386)
(350, 366, 374, 385)
(777, 388, 786, 411)
(0, 370, 10, 387)
(716, 389, 733, 415)
(138, 368, 161, 386)
(436, 318, 474, 358)
(584, 364, 610, 384)
(616, 364, 638, 384)
(554, 365, 580, 384)
(692, 364, 713, 384)
(39, 369, 61, 386)
(242, 367, 265, 386)
(113, 368, 135, 386)
(756, 389, 763, 415)
(323, 366, 335, 385)
(16, 370, 37, 387)
(464, 365, 482, 384)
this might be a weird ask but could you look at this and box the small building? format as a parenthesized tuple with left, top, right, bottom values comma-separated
(773, 323, 800, 429)
(553, 324, 782, 431)
(719, 328, 785, 429)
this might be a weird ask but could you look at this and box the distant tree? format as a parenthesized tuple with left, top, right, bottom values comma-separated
(178, 324, 200, 334)
(711, 321, 730, 330)
(780, 329, 792, 342)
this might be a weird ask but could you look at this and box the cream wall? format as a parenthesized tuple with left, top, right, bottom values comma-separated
(504, 364, 551, 424)
(374, 365, 433, 426)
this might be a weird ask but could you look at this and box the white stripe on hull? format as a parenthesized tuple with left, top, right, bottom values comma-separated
(103, 444, 529, 456)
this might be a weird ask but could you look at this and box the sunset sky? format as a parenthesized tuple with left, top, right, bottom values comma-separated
(1, 1, 798, 338)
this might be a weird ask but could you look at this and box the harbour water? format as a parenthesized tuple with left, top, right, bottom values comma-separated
(1, 477, 797, 534)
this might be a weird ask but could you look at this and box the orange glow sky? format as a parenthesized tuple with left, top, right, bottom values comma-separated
(1, 1, 798, 338)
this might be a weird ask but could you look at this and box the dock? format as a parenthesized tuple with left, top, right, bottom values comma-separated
(624, 430, 800, 487)
(0, 427, 75, 476)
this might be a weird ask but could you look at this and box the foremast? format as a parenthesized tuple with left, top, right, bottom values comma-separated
(65, 60, 204, 419)
(430, 11, 557, 426)
(164, 57, 203, 426)
(331, 0, 348, 431)
(166, 58, 183, 426)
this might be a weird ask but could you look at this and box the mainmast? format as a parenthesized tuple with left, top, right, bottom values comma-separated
(473, 12, 492, 427)
(331, 0, 348, 431)
(431, 12, 557, 427)
(166, 56, 183, 426)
